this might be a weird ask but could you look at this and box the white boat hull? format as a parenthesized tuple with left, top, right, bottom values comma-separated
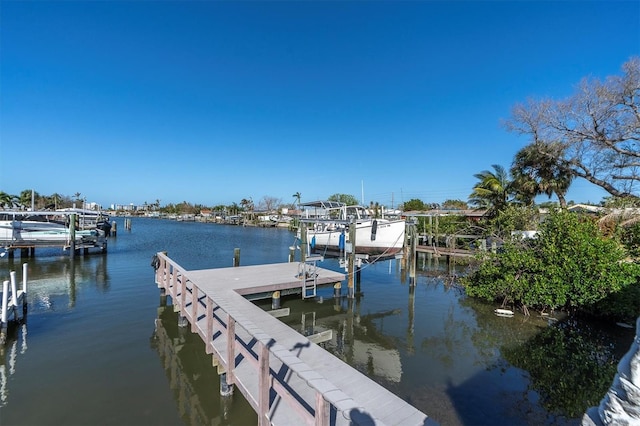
(0, 217, 105, 248)
(307, 219, 405, 256)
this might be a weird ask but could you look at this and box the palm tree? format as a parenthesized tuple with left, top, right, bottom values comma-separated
(511, 141, 573, 208)
(240, 198, 254, 211)
(51, 193, 61, 210)
(0, 191, 15, 209)
(292, 192, 302, 208)
(228, 202, 239, 216)
(469, 164, 512, 217)
(19, 189, 38, 210)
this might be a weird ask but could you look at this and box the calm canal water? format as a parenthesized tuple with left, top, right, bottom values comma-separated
(0, 218, 635, 425)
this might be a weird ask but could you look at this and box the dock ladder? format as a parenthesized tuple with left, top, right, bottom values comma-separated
(299, 254, 323, 299)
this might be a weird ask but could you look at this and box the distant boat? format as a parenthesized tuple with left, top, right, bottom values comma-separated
(300, 201, 405, 257)
(0, 210, 106, 249)
(55, 207, 112, 236)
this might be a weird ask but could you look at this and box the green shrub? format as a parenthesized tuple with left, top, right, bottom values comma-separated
(462, 209, 640, 317)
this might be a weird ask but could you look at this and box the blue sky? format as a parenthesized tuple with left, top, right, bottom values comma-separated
(1, 1, 638, 209)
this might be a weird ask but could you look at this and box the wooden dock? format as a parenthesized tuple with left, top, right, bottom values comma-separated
(154, 252, 434, 426)
(415, 245, 475, 258)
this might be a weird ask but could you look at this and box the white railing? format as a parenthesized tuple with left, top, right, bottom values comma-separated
(154, 252, 376, 426)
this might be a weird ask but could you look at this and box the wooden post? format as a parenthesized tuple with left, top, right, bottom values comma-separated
(409, 222, 417, 283)
(191, 286, 198, 333)
(347, 219, 356, 299)
(180, 273, 187, 312)
(300, 221, 307, 264)
(206, 297, 214, 354)
(111, 220, 117, 237)
(288, 246, 295, 263)
(315, 392, 329, 426)
(258, 341, 270, 426)
(70, 213, 77, 258)
(233, 248, 240, 267)
(226, 314, 236, 386)
(401, 222, 409, 270)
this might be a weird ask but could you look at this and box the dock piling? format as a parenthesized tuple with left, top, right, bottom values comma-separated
(233, 248, 240, 267)
(1, 280, 8, 329)
(220, 372, 234, 397)
(10, 271, 18, 307)
(347, 219, 356, 299)
(177, 315, 188, 328)
(271, 291, 281, 310)
(22, 263, 27, 295)
(70, 213, 77, 258)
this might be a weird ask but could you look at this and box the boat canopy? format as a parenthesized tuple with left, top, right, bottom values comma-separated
(299, 201, 346, 209)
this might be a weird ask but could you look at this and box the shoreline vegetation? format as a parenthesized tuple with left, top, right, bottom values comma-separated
(2, 190, 640, 324)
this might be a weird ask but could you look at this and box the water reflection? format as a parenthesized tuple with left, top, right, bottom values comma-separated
(255, 253, 636, 425)
(3, 254, 110, 311)
(257, 294, 405, 386)
(150, 303, 257, 426)
(502, 319, 623, 418)
(0, 323, 27, 407)
(1, 219, 634, 426)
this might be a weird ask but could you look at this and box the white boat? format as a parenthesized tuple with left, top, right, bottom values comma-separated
(54, 207, 112, 235)
(0, 211, 106, 249)
(300, 201, 405, 257)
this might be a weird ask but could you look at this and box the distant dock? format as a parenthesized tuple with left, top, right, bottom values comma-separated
(153, 252, 434, 425)
(0, 210, 109, 258)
